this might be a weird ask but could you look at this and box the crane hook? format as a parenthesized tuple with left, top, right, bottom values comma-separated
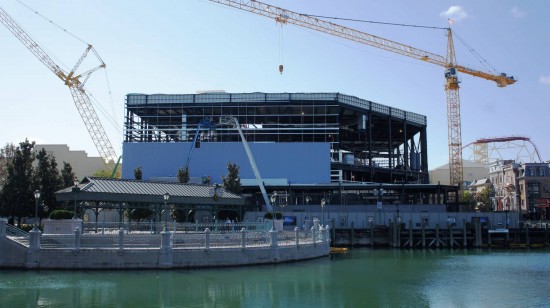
(279, 64, 284, 74)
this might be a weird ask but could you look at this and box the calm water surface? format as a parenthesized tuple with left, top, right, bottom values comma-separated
(1, 249, 549, 307)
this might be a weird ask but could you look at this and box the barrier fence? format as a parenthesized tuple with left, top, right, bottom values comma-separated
(81, 221, 272, 234)
(4, 223, 329, 251)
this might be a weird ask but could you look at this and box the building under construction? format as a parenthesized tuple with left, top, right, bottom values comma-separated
(123, 92, 458, 211)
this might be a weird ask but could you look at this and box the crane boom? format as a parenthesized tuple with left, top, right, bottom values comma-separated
(0, 6, 118, 171)
(219, 116, 273, 211)
(208, 0, 516, 186)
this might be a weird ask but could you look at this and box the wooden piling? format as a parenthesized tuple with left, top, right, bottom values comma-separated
(395, 221, 401, 247)
(408, 220, 413, 249)
(525, 223, 530, 246)
(435, 223, 440, 248)
(370, 222, 374, 248)
(350, 222, 355, 246)
(462, 219, 467, 248)
(545, 224, 549, 246)
(449, 224, 454, 249)
(421, 221, 426, 248)
(474, 219, 480, 247)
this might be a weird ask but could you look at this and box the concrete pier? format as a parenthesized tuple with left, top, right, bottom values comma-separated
(0, 224, 330, 270)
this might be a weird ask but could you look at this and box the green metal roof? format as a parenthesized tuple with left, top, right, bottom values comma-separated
(56, 177, 244, 206)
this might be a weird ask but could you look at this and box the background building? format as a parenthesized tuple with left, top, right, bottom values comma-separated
(518, 163, 550, 219)
(429, 160, 489, 186)
(35, 144, 106, 180)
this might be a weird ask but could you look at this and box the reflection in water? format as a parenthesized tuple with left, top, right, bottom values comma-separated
(1, 249, 549, 307)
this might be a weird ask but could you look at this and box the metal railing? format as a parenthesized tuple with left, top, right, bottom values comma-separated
(29, 228, 328, 250)
(6, 224, 30, 247)
(82, 221, 272, 234)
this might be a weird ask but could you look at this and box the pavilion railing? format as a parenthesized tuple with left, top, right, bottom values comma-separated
(82, 221, 272, 234)
(28, 227, 328, 250)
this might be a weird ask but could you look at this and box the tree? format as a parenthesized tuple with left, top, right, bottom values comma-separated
(459, 190, 476, 212)
(34, 148, 63, 215)
(93, 169, 112, 178)
(475, 188, 493, 212)
(61, 162, 76, 188)
(0, 142, 16, 187)
(0, 139, 36, 225)
(222, 162, 242, 194)
(177, 166, 189, 183)
(134, 166, 142, 180)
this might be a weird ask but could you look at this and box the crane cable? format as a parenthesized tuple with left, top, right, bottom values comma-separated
(278, 21, 284, 74)
(302, 13, 448, 30)
(304, 13, 499, 74)
(451, 30, 499, 75)
(16, 0, 87, 44)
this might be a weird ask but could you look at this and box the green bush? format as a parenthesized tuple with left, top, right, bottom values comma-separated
(20, 224, 34, 232)
(264, 212, 283, 220)
(49, 210, 74, 220)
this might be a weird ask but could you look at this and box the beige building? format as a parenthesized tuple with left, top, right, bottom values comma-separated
(35, 144, 107, 180)
(489, 160, 520, 212)
(429, 160, 489, 186)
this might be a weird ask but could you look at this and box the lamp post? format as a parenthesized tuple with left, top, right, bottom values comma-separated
(321, 198, 326, 227)
(375, 188, 384, 225)
(270, 192, 277, 231)
(163, 192, 170, 231)
(33, 190, 40, 230)
(72, 179, 80, 219)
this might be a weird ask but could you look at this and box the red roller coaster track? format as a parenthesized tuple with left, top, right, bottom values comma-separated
(463, 136, 542, 164)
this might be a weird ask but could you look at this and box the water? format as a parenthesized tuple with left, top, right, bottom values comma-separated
(1, 249, 549, 307)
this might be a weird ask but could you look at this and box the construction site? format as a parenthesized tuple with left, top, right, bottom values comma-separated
(2, 1, 548, 240)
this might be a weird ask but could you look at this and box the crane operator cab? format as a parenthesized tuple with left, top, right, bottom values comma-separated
(444, 67, 458, 79)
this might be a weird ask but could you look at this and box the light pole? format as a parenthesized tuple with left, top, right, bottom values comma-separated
(33, 190, 40, 231)
(375, 188, 384, 225)
(305, 196, 311, 226)
(321, 198, 326, 227)
(163, 192, 170, 231)
(72, 179, 79, 219)
(270, 192, 277, 231)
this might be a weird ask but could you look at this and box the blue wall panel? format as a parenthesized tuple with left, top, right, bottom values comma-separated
(122, 142, 330, 184)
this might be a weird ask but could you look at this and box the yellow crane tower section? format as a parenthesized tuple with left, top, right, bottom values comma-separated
(0, 7, 118, 173)
(207, 0, 516, 187)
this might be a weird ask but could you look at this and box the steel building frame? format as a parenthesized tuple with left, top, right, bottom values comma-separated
(125, 92, 429, 184)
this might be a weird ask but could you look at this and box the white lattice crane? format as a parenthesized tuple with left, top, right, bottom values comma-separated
(207, 0, 516, 187)
(0, 6, 118, 173)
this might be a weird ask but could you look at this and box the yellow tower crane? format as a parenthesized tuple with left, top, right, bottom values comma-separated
(0, 6, 119, 175)
(207, 0, 516, 187)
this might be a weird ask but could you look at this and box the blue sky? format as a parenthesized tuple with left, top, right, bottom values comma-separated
(0, 0, 548, 169)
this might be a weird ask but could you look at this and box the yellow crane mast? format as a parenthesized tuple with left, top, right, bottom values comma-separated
(0, 7, 118, 173)
(207, 0, 516, 186)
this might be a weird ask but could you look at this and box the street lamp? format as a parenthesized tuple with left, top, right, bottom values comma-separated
(375, 188, 384, 225)
(321, 198, 326, 227)
(72, 179, 80, 219)
(163, 192, 170, 231)
(270, 192, 277, 231)
(33, 190, 40, 230)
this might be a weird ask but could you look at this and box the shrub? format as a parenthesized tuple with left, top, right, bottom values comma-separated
(49, 210, 74, 220)
(20, 224, 34, 232)
(264, 212, 283, 220)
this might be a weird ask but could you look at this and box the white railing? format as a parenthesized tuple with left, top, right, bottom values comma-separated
(82, 221, 272, 234)
(27, 227, 329, 250)
(6, 224, 30, 247)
